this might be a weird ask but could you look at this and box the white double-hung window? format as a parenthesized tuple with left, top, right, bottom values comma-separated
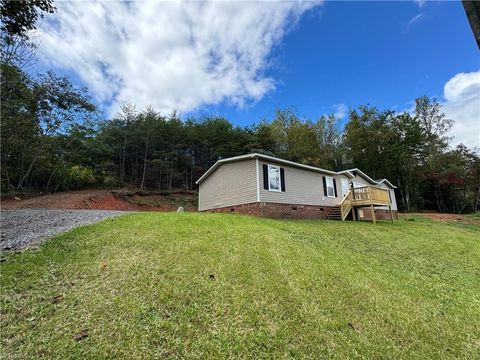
(326, 176, 335, 197)
(268, 165, 281, 192)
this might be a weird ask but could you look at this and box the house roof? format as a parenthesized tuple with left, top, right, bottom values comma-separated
(196, 153, 337, 184)
(196, 153, 397, 188)
(336, 168, 397, 189)
(337, 168, 377, 185)
(375, 178, 397, 189)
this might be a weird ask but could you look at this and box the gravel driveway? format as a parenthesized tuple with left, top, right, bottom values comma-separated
(1, 209, 129, 251)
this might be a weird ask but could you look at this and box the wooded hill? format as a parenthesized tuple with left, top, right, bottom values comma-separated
(1, 63, 478, 213)
(1, 1, 478, 213)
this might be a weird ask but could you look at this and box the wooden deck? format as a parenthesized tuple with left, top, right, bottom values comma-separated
(340, 186, 394, 223)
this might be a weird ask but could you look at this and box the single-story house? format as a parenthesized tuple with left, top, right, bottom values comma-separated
(196, 153, 398, 222)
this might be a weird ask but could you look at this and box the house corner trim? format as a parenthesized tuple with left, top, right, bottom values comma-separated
(256, 158, 260, 202)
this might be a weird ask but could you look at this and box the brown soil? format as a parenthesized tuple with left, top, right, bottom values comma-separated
(1, 189, 197, 212)
(401, 212, 480, 225)
(421, 213, 463, 221)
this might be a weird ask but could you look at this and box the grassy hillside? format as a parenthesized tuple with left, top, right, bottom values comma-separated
(1, 213, 479, 359)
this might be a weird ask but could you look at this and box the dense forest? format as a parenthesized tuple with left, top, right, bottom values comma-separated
(1, 1, 479, 213)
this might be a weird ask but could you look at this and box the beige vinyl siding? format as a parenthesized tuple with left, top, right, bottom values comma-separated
(350, 174, 398, 210)
(198, 159, 257, 211)
(376, 183, 398, 210)
(258, 160, 347, 206)
(350, 174, 371, 187)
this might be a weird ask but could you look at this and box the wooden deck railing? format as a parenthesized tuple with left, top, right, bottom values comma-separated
(339, 186, 391, 221)
(351, 186, 390, 205)
(340, 189, 353, 220)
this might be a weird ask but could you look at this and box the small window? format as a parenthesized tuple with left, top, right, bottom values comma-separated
(268, 165, 281, 192)
(326, 176, 335, 198)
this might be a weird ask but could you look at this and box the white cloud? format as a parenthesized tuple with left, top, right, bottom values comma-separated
(333, 103, 347, 119)
(414, 0, 427, 8)
(442, 70, 480, 149)
(408, 13, 423, 25)
(36, 0, 320, 115)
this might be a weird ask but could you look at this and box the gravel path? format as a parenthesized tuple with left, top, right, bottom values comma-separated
(1, 209, 129, 251)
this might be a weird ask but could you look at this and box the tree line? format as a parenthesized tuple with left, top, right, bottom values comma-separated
(1, 0, 479, 213)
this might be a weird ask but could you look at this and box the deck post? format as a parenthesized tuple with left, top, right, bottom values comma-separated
(389, 205, 394, 223)
(370, 205, 376, 224)
(349, 189, 356, 221)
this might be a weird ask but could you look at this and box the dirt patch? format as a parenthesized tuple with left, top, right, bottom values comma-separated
(1, 189, 197, 212)
(421, 213, 464, 222)
(401, 212, 480, 226)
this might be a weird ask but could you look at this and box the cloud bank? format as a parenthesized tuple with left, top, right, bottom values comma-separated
(37, 0, 319, 115)
(442, 70, 480, 149)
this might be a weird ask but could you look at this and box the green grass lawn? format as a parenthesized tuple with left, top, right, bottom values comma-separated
(1, 213, 479, 359)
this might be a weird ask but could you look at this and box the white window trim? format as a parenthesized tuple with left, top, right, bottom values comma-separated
(267, 164, 282, 192)
(326, 176, 335, 198)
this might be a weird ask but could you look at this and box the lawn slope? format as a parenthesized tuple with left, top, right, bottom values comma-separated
(1, 213, 479, 359)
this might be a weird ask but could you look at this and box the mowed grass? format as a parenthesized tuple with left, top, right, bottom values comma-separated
(1, 213, 479, 359)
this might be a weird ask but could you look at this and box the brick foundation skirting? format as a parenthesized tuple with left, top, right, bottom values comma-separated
(204, 202, 398, 220)
(356, 207, 399, 220)
(205, 202, 337, 219)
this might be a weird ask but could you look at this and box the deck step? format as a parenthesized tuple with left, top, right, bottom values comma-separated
(325, 207, 342, 220)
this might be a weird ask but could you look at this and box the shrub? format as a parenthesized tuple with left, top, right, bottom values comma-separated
(64, 165, 95, 190)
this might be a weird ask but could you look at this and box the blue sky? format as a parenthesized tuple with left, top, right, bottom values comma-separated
(198, 1, 479, 125)
(37, 1, 479, 147)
